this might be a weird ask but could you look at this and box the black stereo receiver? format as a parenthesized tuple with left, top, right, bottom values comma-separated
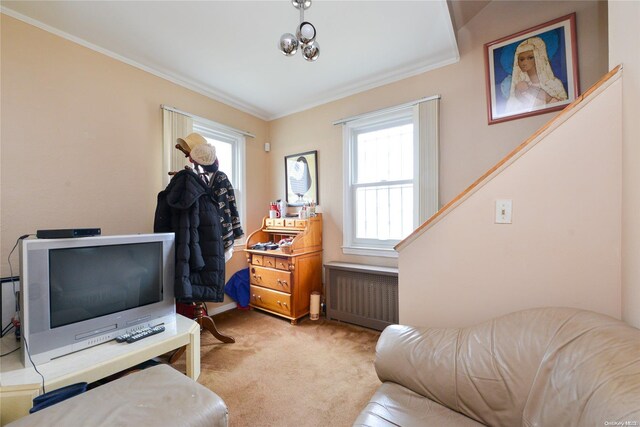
(36, 228, 102, 239)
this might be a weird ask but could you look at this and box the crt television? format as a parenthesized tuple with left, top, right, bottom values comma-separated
(19, 233, 175, 365)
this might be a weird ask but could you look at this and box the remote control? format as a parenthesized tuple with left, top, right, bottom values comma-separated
(126, 325, 165, 343)
(115, 331, 136, 343)
(115, 326, 152, 342)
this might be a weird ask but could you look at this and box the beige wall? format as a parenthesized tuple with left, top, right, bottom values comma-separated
(0, 1, 614, 321)
(0, 15, 270, 291)
(267, 1, 608, 268)
(399, 76, 622, 327)
(610, 0, 640, 328)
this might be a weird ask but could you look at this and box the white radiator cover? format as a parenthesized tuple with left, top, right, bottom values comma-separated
(324, 262, 398, 331)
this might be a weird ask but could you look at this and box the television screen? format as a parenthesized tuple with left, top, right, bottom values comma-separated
(49, 242, 163, 328)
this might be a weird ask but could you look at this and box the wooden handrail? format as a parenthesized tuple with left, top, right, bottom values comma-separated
(395, 65, 623, 252)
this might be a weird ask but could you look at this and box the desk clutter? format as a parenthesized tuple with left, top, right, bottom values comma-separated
(249, 237, 293, 252)
(268, 200, 317, 220)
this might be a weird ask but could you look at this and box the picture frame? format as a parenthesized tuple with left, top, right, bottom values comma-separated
(484, 13, 579, 125)
(285, 150, 318, 206)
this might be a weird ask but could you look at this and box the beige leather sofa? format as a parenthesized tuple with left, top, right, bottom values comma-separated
(354, 307, 640, 426)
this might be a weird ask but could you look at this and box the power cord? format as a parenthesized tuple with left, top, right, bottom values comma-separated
(1, 322, 15, 337)
(4, 234, 44, 392)
(0, 346, 20, 357)
(3, 235, 33, 337)
(22, 335, 46, 393)
(7, 234, 32, 293)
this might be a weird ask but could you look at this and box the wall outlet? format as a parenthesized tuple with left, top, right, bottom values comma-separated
(495, 199, 512, 224)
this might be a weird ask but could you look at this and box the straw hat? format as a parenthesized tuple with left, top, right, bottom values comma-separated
(177, 132, 207, 153)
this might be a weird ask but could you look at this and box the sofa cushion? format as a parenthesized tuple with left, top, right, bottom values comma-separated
(353, 382, 483, 427)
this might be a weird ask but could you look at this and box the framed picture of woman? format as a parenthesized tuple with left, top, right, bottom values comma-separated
(484, 13, 579, 125)
(285, 150, 318, 206)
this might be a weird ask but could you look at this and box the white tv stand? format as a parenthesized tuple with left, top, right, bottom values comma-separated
(0, 313, 200, 426)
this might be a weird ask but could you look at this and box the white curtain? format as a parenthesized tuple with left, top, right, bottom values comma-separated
(162, 108, 193, 187)
(414, 98, 440, 224)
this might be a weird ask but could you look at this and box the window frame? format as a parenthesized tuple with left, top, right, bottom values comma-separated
(192, 120, 247, 247)
(342, 102, 438, 257)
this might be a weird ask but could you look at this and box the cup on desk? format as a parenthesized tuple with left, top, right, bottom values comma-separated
(269, 210, 280, 219)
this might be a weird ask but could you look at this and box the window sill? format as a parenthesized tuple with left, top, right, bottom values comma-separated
(342, 246, 399, 258)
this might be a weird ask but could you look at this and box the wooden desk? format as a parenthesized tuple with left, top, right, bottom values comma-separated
(0, 314, 200, 426)
(245, 214, 323, 324)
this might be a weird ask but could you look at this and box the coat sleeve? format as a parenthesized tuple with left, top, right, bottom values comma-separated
(153, 191, 171, 233)
(211, 172, 244, 250)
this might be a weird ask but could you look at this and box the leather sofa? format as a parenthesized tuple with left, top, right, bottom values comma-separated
(354, 307, 640, 426)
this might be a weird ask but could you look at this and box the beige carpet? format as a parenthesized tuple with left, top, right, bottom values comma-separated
(174, 309, 381, 427)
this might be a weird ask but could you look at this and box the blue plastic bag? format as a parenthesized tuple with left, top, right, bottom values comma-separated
(224, 268, 250, 308)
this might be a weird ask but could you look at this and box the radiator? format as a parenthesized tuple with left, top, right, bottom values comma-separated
(324, 262, 398, 331)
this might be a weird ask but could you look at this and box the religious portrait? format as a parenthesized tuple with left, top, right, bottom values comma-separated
(484, 14, 579, 124)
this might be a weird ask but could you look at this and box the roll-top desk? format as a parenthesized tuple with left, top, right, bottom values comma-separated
(245, 214, 322, 324)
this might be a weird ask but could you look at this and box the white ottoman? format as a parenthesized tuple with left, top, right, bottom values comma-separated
(7, 364, 228, 427)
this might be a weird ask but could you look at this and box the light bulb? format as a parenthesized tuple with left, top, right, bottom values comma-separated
(296, 22, 316, 44)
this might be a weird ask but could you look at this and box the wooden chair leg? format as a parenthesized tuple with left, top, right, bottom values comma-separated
(194, 302, 235, 344)
(198, 315, 235, 343)
(168, 302, 235, 365)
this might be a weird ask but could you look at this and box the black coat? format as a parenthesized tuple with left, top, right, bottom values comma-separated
(154, 169, 225, 303)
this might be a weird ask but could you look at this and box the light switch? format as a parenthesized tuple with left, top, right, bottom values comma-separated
(495, 199, 512, 224)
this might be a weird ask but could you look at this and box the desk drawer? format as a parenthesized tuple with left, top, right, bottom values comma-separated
(284, 218, 297, 227)
(262, 256, 276, 269)
(250, 285, 292, 316)
(275, 258, 291, 271)
(250, 266, 291, 293)
(251, 255, 263, 266)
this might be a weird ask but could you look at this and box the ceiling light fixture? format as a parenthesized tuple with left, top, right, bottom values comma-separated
(278, 0, 320, 62)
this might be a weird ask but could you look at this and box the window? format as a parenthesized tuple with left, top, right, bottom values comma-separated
(342, 99, 439, 257)
(193, 120, 246, 245)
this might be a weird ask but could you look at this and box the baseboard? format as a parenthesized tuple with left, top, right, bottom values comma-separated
(206, 302, 237, 316)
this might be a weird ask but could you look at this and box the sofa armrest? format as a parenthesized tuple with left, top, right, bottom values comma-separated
(374, 309, 568, 427)
(375, 325, 460, 411)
